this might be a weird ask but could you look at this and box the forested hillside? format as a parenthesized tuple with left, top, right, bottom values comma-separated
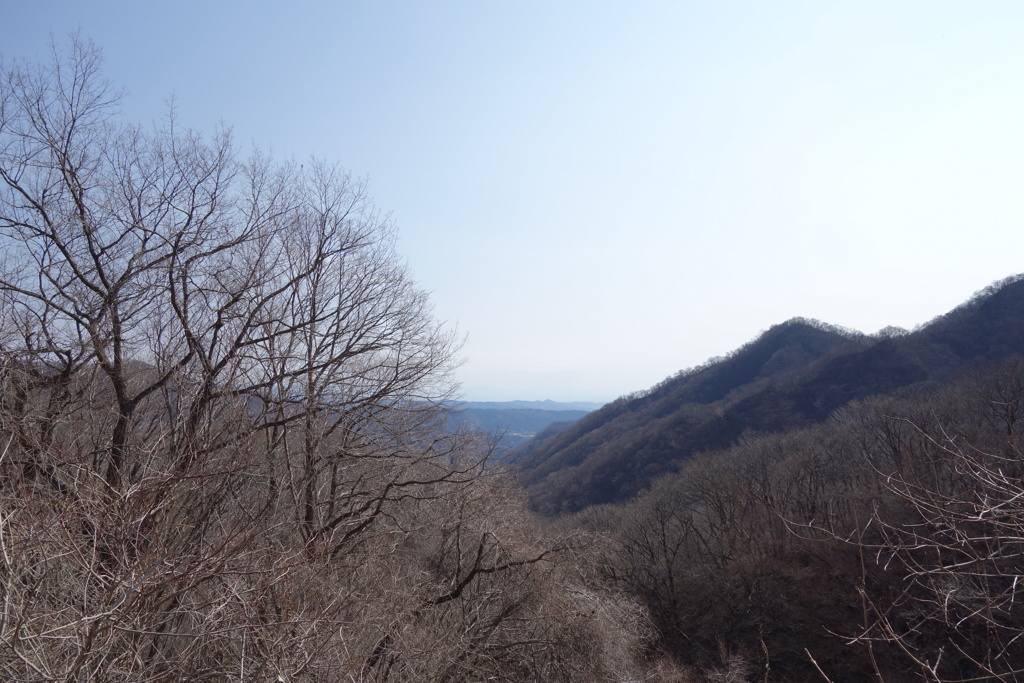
(505, 275, 1024, 680)
(570, 358, 1024, 680)
(518, 276, 1024, 514)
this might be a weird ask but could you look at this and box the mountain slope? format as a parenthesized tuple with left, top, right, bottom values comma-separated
(517, 275, 1024, 515)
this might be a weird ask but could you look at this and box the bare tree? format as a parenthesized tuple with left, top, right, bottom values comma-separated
(0, 36, 654, 681)
(860, 401, 1024, 682)
(0, 34, 455, 678)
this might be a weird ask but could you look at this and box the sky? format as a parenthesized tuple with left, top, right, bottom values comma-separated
(4, 2, 1024, 402)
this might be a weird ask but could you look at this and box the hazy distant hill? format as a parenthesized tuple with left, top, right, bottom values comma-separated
(516, 275, 1024, 515)
(445, 400, 599, 450)
(461, 400, 604, 412)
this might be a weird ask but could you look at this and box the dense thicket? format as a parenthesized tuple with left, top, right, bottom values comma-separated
(0, 39, 650, 681)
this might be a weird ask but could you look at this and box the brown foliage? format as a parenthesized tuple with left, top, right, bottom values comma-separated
(0, 37, 650, 681)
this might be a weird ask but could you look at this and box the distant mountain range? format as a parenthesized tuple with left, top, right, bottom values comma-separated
(444, 400, 602, 450)
(514, 275, 1024, 515)
(461, 400, 605, 412)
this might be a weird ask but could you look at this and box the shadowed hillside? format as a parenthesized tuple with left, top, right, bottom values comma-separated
(517, 275, 1024, 514)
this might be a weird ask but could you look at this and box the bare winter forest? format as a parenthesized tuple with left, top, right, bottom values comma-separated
(3, 39, 1024, 682)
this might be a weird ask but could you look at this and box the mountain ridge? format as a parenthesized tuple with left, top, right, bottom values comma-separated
(516, 275, 1024, 515)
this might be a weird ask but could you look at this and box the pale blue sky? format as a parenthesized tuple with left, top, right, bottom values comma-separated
(5, 2, 1024, 401)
